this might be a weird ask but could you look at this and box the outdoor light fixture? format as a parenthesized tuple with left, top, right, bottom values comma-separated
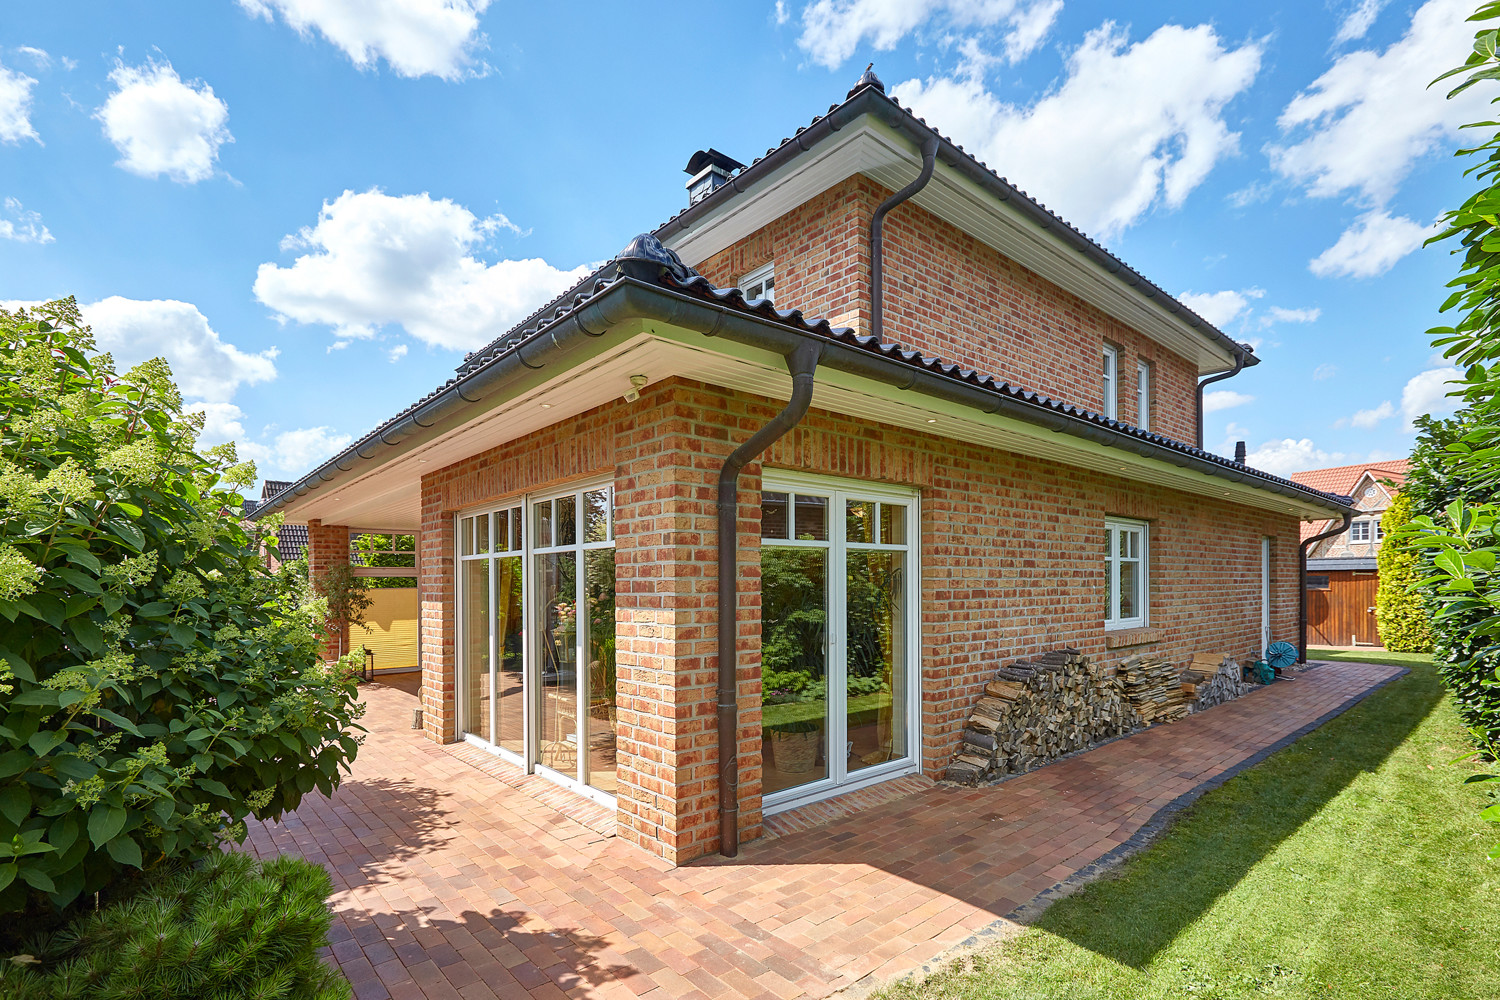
(624, 374, 648, 403)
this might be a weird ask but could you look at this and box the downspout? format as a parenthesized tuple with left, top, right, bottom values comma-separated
(717, 340, 822, 858)
(1298, 510, 1355, 663)
(1195, 349, 1248, 449)
(870, 135, 940, 344)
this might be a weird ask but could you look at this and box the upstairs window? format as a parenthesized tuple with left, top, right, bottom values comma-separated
(742, 262, 775, 304)
(1102, 345, 1119, 419)
(1375, 520, 1386, 542)
(1350, 520, 1372, 543)
(1136, 361, 1151, 431)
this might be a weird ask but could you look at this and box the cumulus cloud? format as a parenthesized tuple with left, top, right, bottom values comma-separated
(239, 0, 492, 80)
(1002, 0, 1063, 64)
(190, 402, 352, 478)
(794, 0, 1063, 70)
(96, 61, 231, 183)
(1177, 288, 1259, 328)
(1335, 0, 1388, 44)
(387, 343, 408, 362)
(1203, 390, 1254, 412)
(1400, 365, 1461, 429)
(253, 188, 590, 351)
(83, 297, 278, 404)
(1336, 399, 1395, 429)
(0, 198, 53, 244)
(0, 59, 39, 144)
(893, 22, 1261, 238)
(1242, 438, 1356, 477)
(1308, 209, 1431, 278)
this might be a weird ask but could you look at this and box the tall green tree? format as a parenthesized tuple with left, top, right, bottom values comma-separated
(1376, 493, 1434, 652)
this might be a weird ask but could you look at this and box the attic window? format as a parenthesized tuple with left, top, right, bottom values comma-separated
(742, 262, 775, 304)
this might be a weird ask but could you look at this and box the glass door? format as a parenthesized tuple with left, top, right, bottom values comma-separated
(458, 505, 525, 759)
(759, 478, 917, 810)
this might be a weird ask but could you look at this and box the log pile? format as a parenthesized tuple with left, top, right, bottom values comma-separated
(1116, 653, 1190, 725)
(1181, 652, 1250, 711)
(943, 649, 1134, 786)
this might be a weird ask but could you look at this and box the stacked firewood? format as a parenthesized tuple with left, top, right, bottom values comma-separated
(1180, 652, 1250, 711)
(1116, 653, 1191, 725)
(943, 649, 1134, 786)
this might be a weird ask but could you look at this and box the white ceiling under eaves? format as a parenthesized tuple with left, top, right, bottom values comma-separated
(273, 327, 1333, 532)
(661, 117, 1238, 376)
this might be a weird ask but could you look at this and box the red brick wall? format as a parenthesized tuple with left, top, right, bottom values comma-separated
(416, 377, 1299, 864)
(693, 175, 1202, 443)
(306, 520, 350, 660)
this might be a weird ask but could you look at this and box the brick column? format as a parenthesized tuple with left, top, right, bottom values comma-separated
(419, 475, 457, 743)
(306, 520, 350, 661)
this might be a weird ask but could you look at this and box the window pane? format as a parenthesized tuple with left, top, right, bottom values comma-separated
(584, 489, 611, 543)
(510, 507, 523, 551)
(846, 500, 875, 543)
(475, 512, 490, 554)
(1119, 560, 1139, 620)
(584, 549, 617, 794)
(495, 555, 524, 756)
(1118, 529, 1131, 559)
(794, 494, 828, 541)
(536, 551, 578, 775)
(460, 516, 475, 557)
(760, 546, 828, 796)
(556, 494, 577, 546)
(494, 509, 510, 553)
(762, 491, 790, 540)
(1105, 560, 1116, 622)
(535, 500, 553, 548)
(846, 549, 906, 774)
(879, 503, 906, 546)
(462, 559, 490, 742)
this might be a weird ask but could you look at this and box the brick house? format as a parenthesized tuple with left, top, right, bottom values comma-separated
(250, 71, 1353, 864)
(1291, 460, 1409, 647)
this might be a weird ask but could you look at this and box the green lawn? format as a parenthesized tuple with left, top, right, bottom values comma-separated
(1307, 647, 1438, 669)
(876, 654, 1500, 1000)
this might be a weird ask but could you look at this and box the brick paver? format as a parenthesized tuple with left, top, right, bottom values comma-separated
(243, 660, 1401, 999)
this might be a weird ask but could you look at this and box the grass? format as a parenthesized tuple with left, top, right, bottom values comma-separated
(1307, 647, 1437, 669)
(876, 654, 1500, 1000)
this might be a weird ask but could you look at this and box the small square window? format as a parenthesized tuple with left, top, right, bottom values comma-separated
(742, 262, 775, 304)
(1350, 520, 1372, 543)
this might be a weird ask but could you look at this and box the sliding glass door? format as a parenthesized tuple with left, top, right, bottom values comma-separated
(760, 476, 918, 811)
(456, 481, 617, 803)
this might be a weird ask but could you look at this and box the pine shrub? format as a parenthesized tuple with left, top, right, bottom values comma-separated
(0, 851, 351, 999)
(1375, 494, 1434, 653)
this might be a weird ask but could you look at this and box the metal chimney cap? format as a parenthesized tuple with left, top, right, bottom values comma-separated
(847, 63, 885, 98)
(684, 148, 745, 176)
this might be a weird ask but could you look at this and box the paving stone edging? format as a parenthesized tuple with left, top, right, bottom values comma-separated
(841, 660, 1410, 998)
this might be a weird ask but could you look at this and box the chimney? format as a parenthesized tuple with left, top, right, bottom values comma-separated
(1234, 440, 1247, 464)
(684, 148, 746, 206)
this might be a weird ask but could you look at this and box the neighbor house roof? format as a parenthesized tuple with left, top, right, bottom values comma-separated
(258, 479, 309, 559)
(1289, 460, 1409, 498)
(250, 236, 1353, 525)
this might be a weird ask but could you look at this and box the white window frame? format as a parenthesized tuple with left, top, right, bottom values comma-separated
(759, 470, 923, 816)
(1375, 520, 1386, 542)
(1136, 360, 1151, 432)
(454, 476, 618, 809)
(1104, 518, 1148, 630)
(741, 261, 775, 304)
(1102, 345, 1119, 419)
(1350, 520, 1372, 543)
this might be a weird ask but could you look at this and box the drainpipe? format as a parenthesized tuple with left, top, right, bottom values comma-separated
(870, 135, 940, 344)
(1195, 349, 1248, 449)
(717, 341, 822, 858)
(1298, 510, 1354, 663)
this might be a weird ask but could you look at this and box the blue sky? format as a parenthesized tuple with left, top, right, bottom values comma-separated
(0, 0, 1488, 485)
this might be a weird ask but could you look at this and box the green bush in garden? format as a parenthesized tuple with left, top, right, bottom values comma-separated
(1375, 494, 1434, 653)
(0, 299, 364, 919)
(0, 851, 351, 1000)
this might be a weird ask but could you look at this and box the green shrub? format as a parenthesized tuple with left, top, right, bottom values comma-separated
(1376, 494, 1434, 653)
(0, 300, 364, 916)
(0, 851, 351, 999)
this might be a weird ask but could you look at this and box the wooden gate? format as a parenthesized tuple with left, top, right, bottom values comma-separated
(1307, 570, 1380, 647)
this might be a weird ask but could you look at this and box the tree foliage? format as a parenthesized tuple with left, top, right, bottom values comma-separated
(1375, 494, 1434, 653)
(0, 299, 363, 916)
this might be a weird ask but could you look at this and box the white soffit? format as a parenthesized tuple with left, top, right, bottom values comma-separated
(278, 325, 1331, 529)
(663, 117, 1237, 376)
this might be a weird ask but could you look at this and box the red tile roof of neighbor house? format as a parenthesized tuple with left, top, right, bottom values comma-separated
(1291, 460, 1409, 541)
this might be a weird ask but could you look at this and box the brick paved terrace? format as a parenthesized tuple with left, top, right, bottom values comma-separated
(242, 660, 1402, 1000)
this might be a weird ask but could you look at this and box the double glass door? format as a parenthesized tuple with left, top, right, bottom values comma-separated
(458, 483, 617, 800)
(759, 477, 918, 810)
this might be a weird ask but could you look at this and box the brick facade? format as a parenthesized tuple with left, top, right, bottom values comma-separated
(306, 519, 351, 660)
(414, 377, 1298, 864)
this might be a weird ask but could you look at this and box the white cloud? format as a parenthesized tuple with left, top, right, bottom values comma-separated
(795, 0, 1061, 70)
(1268, 306, 1320, 324)
(1309, 209, 1431, 278)
(0, 198, 53, 244)
(239, 0, 492, 80)
(15, 47, 51, 70)
(1242, 439, 1342, 477)
(387, 343, 408, 362)
(1336, 399, 1395, 428)
(188, 401, 252, 444)
(1177, 288, 1262, 328)
(83, 297, 278, 404)
(187, 401, 351, 477)
(0, 59, 39, 144)
(1203, 389, 1254, 412)
(776, 1, 791, 26)
(253, 188, 590, 351)
(1002, 0, 1063, 64)
(1272, 0, 1488, 206)
(1400, 365, 1461, 429)
(893, 23, 1261, 238)
(1312, 363, 1338, 381)
(1335, 0, 1388, 44)
(96, 61, 231, 183)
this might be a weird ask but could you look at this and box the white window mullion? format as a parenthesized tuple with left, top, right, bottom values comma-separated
(488, 516, 499, 748)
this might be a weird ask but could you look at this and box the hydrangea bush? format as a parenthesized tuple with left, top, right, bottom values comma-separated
(0, 299, 363, 917)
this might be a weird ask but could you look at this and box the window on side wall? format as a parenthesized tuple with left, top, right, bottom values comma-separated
(1136, 360, 1151, 431)
(1350, 520, 1372, 543)
(742, 262, 775, 304)
(1105, 518, 1147, 629)
(1375, 520, 1385, 542)
(1102, 345, 1119, 419)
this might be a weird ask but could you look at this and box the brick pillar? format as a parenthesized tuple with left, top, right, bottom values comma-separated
(306, 520, 351, 661)
(419, 475, 457, 743)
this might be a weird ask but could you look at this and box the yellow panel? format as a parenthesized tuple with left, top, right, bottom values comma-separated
(353, 588, 419, 670)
